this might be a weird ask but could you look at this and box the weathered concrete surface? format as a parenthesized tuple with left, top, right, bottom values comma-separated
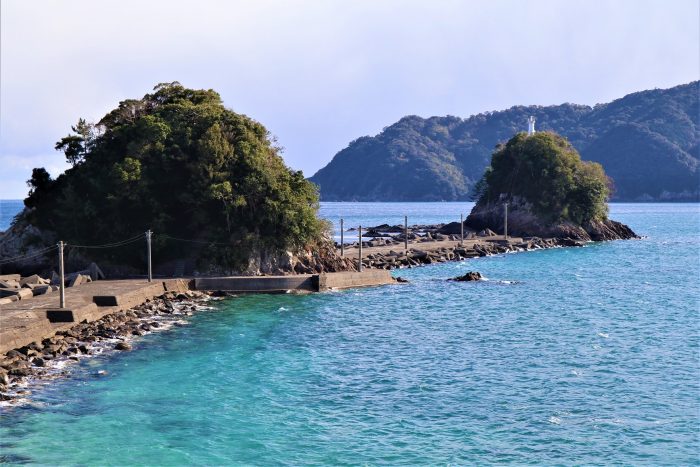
(194, 270, 395, 293)
(318, 270, 393, 290)
(0, 274, 20, 282)
(195, 275, 316, 293)
(0, 280, 178, 354)
(1, 272, 393, 354)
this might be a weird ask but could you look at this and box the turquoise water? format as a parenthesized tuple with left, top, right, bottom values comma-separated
(1, 203, 699, 465)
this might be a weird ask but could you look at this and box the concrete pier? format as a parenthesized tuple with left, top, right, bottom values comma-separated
(194, 270, 393, 293)
(0, 271, 394, 354)
(0, 279, 189, 354)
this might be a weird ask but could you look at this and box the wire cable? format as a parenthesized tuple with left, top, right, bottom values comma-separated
(157, 234, 232, 246)
(67, 233, 145, 249)
(0, 245, 58, 265)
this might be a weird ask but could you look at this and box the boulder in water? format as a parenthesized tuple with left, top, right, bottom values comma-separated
(449, 271, 483, 282)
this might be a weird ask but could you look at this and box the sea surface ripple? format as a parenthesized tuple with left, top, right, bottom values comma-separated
(0, 202, 698, 465)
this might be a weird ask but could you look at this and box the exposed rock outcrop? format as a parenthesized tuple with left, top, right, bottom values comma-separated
(465, 197, 638, 241)
(0, 210, 56, 276)
(449, 271, 483, 282)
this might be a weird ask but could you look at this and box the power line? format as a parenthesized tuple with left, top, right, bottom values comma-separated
(157, 234, 232, 246)
(0, 245, 58, 265)
(67, 233, 145, 249)
(0, 231, 235, 267)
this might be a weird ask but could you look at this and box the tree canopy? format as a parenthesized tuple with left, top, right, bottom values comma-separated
(25, 82, 324, 270)
(474, 131, 610, 224)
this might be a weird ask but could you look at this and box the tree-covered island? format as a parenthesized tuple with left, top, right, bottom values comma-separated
(8, 83, 352, 275)
(466, 131, 638, 240)
(1, 85, 638, 278)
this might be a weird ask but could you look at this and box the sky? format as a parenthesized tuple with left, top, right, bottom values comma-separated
(1, 0, 698, 198)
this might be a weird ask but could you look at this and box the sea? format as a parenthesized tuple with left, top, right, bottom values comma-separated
(0, 201, 699, 465)
(0, 200, 23, 232)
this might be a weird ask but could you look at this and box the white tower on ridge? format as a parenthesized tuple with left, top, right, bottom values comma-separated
(527, 116, 536, 136)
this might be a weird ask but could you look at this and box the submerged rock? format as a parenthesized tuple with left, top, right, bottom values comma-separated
(114, 342, 132, 351)
(450, 271, 483, 282)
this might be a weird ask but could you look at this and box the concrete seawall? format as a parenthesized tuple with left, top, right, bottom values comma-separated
(0, 279, 190, 354)
(194, 270, 394, 293)
(1, 271, 394, 354)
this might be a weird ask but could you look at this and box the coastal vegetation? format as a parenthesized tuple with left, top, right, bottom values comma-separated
(473, 132, 609, 225)
(310, 81, 699, 201)
(466, 131, 637, 241)
(22, 82, 325, 271)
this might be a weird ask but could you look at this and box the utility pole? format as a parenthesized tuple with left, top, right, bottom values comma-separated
(460, 213, 464, 246)
(340, 218, 344, 257)
(146, 230, 152, 282)
(358, 225, 363, 272)
(58, 241, 65, 308)
(504, 203, 508, 239)
(404, 215, 408, 252)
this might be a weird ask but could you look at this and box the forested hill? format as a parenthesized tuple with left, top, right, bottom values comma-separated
(309, 81, 699, 201)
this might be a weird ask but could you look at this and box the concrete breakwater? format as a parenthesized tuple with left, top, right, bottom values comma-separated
(1, 290, 212, 404)
(0, 270, 396, 403)
(1, 271, 395, 355)
(0, 234, 580, 404)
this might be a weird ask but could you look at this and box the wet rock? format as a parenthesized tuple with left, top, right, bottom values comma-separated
(31, 357, 45, 367)
(5, 350, 24, 359)
(9, 367, 32, 377)
(558, 237, 586, 247)
(114, 342, 132, 351)
(450, 271, 483, 282)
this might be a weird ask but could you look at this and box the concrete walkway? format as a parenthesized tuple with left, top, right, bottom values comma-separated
(0, 279, 188, 354)
(0, 270, 395, 354)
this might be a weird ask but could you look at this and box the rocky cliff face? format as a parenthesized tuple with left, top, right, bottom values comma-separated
(238, 237, 357, 276)
(0, 211, 57, 276)
(465, 197, 638, 241)
(1, 210, 355, 277)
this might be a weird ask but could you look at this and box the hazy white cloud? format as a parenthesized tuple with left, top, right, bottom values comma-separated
(1, 0, 698, 198)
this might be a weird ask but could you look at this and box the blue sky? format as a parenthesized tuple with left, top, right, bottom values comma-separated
(1, 0, 698, 198)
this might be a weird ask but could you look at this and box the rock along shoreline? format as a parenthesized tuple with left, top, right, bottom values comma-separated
(357, 236, 591, 270)
(0, 290, 218, 406)
(1, 231, 639, 406)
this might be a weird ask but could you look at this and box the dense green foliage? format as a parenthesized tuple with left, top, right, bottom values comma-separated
(476, 132, 610, 224)
(310, 81, 699, 201)
(25, 82, 324, 269)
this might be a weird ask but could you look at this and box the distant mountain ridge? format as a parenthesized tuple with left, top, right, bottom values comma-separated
(310, 82, 699, 201)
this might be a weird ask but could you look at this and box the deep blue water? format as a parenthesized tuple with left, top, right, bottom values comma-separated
(0, 202, 699, 465)
(0, 200, 23, 232)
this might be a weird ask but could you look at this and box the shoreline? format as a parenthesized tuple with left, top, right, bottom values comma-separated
(352, 235, 588, 270)
(0, 234, 637, 406)
(0, 290, 216, 406)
